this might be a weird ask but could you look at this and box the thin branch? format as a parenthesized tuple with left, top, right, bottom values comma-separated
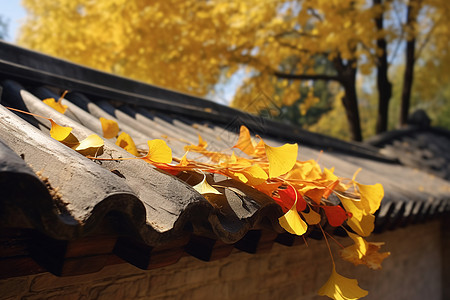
(273, 71, 341, 82)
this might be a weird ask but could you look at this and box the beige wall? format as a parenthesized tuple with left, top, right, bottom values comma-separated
(0, 220, 444, 300)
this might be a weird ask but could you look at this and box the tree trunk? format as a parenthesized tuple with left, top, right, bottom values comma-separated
(374, 0, 392, 134)
(400, 0, 419, 125)
(333, 57, 362, 141)
(341, 73, 363, 141)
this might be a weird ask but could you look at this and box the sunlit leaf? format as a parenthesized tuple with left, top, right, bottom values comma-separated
(49, 119, 78, 146)
(100, 117, 119, 139)
(74, 134, 104, 156)
(192, 174, 222, 195)
(233, 125, 255, 156)
(318, 266, 368, 300)
(356, 183, 384, 215)
(339, 231, 390, 270)
(347, 212, 375, 237)
(116, 132, 139, 156)
(142, 139, 172, 164)
(264, 142, 298, 178)
(278, 201, 308, 235)
(43, 98, 68, 114)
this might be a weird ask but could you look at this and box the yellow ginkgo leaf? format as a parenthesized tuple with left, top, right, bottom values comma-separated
(142, 139, 172, 164)
(318, 266, 368, 300)
(74, 134, 104, 156)
(233, 125, 256, 156)
(347, 212, 375, 237)
(264, 141, 298, 178)
(301, 208, 321, 225)
(116, 132, 139, 156)
(356, 183, 384, 215)
(49, 120, 78, 146)
(278, 202, 308, 235)
(100, 117, 119, 139)
(192, 174, 222, 195)
(43, 98, 68, 114)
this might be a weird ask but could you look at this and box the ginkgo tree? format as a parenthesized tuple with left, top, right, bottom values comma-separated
(18, 0, 450, 140)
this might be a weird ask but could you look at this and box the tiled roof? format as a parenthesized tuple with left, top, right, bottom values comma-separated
(368, 124, 450, 181)
(1, 41, 449, 278)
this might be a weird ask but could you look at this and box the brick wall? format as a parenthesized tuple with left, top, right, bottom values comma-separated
(0, 220, 444, 300)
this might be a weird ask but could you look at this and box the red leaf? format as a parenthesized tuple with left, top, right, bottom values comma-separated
(273, 185, 307, 212)
(322, 205, 348, 227)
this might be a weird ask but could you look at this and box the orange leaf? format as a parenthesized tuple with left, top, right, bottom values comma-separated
(233, 125, 255, 156)
(339, 231, 390, 270)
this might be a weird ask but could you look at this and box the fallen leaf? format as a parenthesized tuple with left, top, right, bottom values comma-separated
(278, 201, 308, 235)
(49, 120, 78, 147)
(43, 90, 68, 114)
(100, 117, 119, 139)
(356, 183, 384, 215)
(318, 266, 368, 300)
(116, 132, 139, 156)
(273, 185, 307, 212)
(192, 174, 222, 195)
(264, 141, 298, 178)
(142, 139, 172, 164)
(347, 212, 375, 237)
(322, 205, 348, 227)
(339, 231, 390, 270)
(233, 125, 256, 156)
(74, 134, 104, 156)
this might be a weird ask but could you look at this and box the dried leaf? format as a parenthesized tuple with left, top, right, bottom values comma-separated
(100, 117, 119, 139)
(192, 174, 222, 195)
(339, 231, 390, 270)
(264, 141, 298, 178)
(116, 132, 139, 156)
(318, 266, 368, 300)
(74, 134, 104, 156)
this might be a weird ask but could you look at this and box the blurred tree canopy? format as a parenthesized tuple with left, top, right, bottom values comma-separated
(19, 0, 450, 140)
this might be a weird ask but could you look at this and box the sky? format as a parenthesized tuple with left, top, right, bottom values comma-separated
(1, 0, 27, 43)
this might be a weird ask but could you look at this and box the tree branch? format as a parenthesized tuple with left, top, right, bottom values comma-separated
(273, 71, 341, 82)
